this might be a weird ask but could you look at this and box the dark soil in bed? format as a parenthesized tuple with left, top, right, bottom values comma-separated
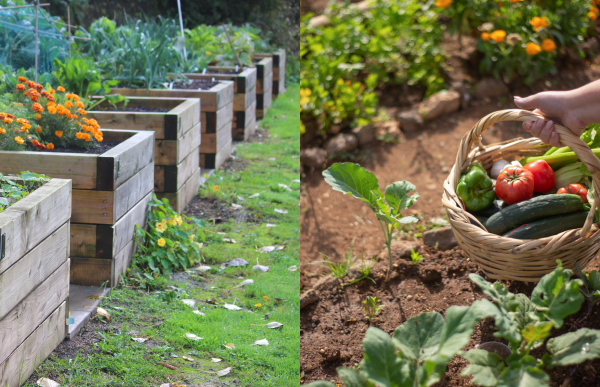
(100, 104, 169, 113)
(203, 69, 242, 75)
(171, 79, 220, 90)
(300, 244, 600, 386)
(25, 141, 121, 154)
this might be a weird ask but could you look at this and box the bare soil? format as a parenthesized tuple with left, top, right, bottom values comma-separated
(172, 79, 220, 90)
(103, 104, 169, 112)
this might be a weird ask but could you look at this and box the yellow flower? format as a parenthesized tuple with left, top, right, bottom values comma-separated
(434, 0, 451, 8)
(541, 39, 556, 52)
(176, 216, 183, 226)
(254, 303, 262, 308)
(14, 136, 23, 144)
(155, 222, 166, 233)
(529, 16, 549, 31)
(300, 88, 312, 105)
(161, 219, 168, 228)
(263, 295, 270, 302)
(189, 234, 195, 242)
(525, 42, 542, 55)
(490, 30, 506, 43)
(157, 238, 166, 247)
(481, 32, 491, 41)
(167, 218, 177, 226)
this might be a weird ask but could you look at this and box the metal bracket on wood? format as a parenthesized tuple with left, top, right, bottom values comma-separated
(0, 233, 5, 259)
(115, 159, 120, 179)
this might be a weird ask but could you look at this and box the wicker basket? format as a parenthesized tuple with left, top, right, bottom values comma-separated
(442, 109, 600, 282)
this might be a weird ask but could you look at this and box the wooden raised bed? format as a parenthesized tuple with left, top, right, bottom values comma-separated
(252, 57, 273, 119)
(0, 129, 155, 287)
(185, 67, 257, 141)
(254, 48, 286, 97)
(111, 81, 234, 170)
(0, 178, 71, 387)
(87, 97, 201, 213)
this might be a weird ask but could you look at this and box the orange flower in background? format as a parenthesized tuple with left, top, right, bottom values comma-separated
(26, 80, 35, 88)
(590, 11, 598, 20)
(75, 101, 84, 108)
(542, 38, 556, 52)
(14, 136, 23, 144)
(510, 0, 523, 3)
(526, 42, 542, 55)
(55, 130, 63, 138)
(490, 30, 506, 42)
(48, 88, 55, 94)
(47, 143, 54, 150)
(481, 32, 491, 41)
(78, 108, 87, 115)
(72, 94, 80, 102)
(214, 185, 219, 191)
(57, 86, 65, 92)
(35, 83, 43, 91)
(34, 113, 41, 120)
(35, 126, 42, 133)
(48, 106, 57, 115)
(76, 132, 91, 141)
(32, 103, 43, 113)
(46, 94, 55, 102)
(3, 117, 12, 124)
(17, 76, 27, 83)
(94, 133, 103, 142)
(0, 127, 5, 134)
(434, 0, 451, 8)
(65, 101, 73, 108)
(529, 16, 549, 31)
(16, 84, 25, 91)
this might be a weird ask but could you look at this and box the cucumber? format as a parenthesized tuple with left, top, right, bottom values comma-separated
(469, 215, 488, 230)
(473, 200, 508, 217)
(485, 194, 584, 235)
(502, 211, 588, 239)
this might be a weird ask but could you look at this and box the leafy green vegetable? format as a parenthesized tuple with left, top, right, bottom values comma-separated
(0, 171, 50, 212)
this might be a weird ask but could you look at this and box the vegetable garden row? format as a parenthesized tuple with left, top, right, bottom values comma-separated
(0, 8, 289, 387)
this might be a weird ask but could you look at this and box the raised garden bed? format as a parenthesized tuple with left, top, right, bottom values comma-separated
(254, 48, 286, 97)
(185, 67, 257, 141)
(252, 56, 273, 119)
(87, 97, 201, 213)
(111, 81, 234, 170)
(0, 129, 155, 287)
(0, 178, 71, 386)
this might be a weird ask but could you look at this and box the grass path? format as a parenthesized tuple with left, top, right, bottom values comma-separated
(27, 84, 300, 387)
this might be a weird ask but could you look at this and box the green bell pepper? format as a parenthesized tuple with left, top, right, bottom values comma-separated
(457, 162, 496, 212)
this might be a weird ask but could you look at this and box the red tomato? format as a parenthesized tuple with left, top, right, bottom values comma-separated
(523, 160, 555, 193)
(557, 184, 588, 203)
(496, 166, 535, 205)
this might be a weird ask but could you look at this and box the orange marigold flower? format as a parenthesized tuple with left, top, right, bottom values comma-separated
(17, 76, 27, 83)
(35, 126, 42, 133)
(529, 16, 550, 31)
(7, 114, 15, 119)
(14, 136, 23, 144)
(75, 101, 84, 108)
(78, 108, 87, 115)
(34, 114, 42, 120)
(490, 30, 506, 42)
(46, 94, 55, 102)
(526, 42, 542, 55)
(214, 185, 219, 191)
(32, 103, 43, 113)
(481, 32, 491, 41)
(590, 11, 598, 20)
(55, 130, 63, 138)
(94, 133, 103, 142)
(541, 38, 556, 52)
(591, 6, 599, 13)
(49, 88, 55, 94)
(67, 113, 74, 119)
(3, 117, 13, 124)
(0, 127, 5, 134)
(46, 143, 54, 150)
(510, 0, 523, 3)
(72, 94, 80, 102)
(35, 83, 43, 91)
(57, 86, 65, 92)
(48, 106, 57, 115)
(26, 80, 35, 88)
(16, 84, 26, 91)
(65, 101, 73, 108)
(434, 0, 451, 8)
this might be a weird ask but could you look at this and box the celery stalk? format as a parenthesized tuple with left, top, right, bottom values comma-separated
(520, 148, 600, 170)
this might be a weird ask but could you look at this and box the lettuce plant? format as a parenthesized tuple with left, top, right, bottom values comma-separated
(323, 163, 418, 279)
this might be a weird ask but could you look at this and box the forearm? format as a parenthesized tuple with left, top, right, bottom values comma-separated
(564, 79, 600, 127)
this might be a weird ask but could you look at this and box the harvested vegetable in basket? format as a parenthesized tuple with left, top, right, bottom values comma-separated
(456, 161, 496, 212)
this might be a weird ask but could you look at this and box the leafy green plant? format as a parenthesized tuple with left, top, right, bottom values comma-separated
(134, 195, 205, 276)
(323, 163, 418, 279)
(312, 237, 356, 279)
(363, 295, 382, 320)
(575, 263, 600, 317)
(463, 261, 600, 386)
(0, 171, 49, 211)
(410, 248, 423, 265)
(155, 287, 189, 304)
(305, 304, 484, 387)
(52, 55, 117, 100)
(345, 242, 377, 286)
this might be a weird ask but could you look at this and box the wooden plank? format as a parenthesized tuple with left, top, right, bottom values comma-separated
(155, 122, 201, 165)
(253, 57, 273, 80)
(111, 81, 234, 112)
(155, 149, 199, 192)
(70, 257, 111, 286)
(0, 259, 69, 365)
(233, 115, 257, 142)
(0, 221, 69, 321)
(70, 192, 151, 258)
(200, 138, 232, 170)
(98, 130, 154, 191)
(186, 67, 257, 94)
(112, 237, 137, 287)
(201, 101, 233, 134)
(0, 179, 71, 274)
(72, 162, 154, 224)
(0, 302, 67, 387)
(201, 111, 232, 153)
(156, 167, 200, 214)
(233, 100, 256, 129)
(233, 84, 256, 111)
(257, 71, 273, 94)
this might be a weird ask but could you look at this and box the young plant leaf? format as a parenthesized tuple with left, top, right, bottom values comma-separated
(437, 305, 480, 359)
(546, 328, 600, 366)
(337, 367, 369, 387)
(530, 264, 584, 328)
(392, 312, 444, 360)
(470, 299, 522, 347)
(496, 356, 549, 387)
(521, 322, 553, 348)
(323, 163, 381, 208)
(384, 181, 419, 213)
(302, 383, 336, 387)
(461, 349, 505, 387)
(469, 274, 518, 312)
(361, 327, 408, 387)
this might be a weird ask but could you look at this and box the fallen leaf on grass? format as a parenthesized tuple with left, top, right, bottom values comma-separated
(288, 265, 298, 271)
(260, 245, 285, 253)
(224, 343, 235, 349)
(212, 358, 222, 362)
(193, 310, 205, 316)
(249, 193, 260, 198)
(266, 322, 283, 329)
(113, 306, 124, 310)
(85, 296, 104, 300)
(224, 258, 249, 267)
(222, 238, 237, 243)
(217, 367, 232, 377)
(131, 337, 148, 343)
(191, 265, 211, 272)
(269, 157, 276, 161)
(217, 232, 226, 235)
(160, 384, 186, 387)
(231, 203, 243, 209)
(96, 307, 110, 321)
(37, 378, 60, 387)
(252, 339, 269, 346)
(237, 195, 244, 201)
(237, 279, 254, 287)
(266, 223, 277, 227)
(253, 265, 270, 272)
(182, 356, 194, 362)
(185, 333, 203, 341)
(156, 362, 177, 370)
(274, 208, 288, 214)
(293, 179, 300, 183)
(278, 184, 292, 191)
(223, 304, 242, 311)
(181, 299, 197, 309)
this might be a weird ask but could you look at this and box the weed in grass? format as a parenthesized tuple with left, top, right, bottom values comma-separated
(363, 295, 382, 321)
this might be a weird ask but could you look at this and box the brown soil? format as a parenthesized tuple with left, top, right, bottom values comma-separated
(103, 104, 169, 112)
(184, 196, 260, 224)
(172, 79, 220, 90)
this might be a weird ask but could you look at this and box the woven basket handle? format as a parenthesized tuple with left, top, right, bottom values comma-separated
(459, 109, 600, 237)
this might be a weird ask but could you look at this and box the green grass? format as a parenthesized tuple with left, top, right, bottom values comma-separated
(27, 84, 300, 387)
